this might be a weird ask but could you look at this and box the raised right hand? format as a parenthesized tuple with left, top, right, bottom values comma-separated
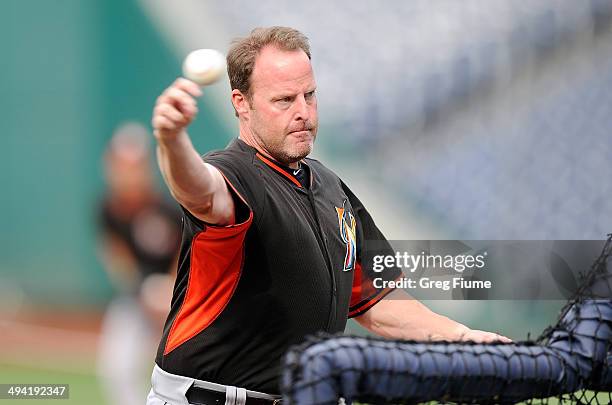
(152, 78, 202, 141)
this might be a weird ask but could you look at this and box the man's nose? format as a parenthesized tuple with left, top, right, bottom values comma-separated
(293, 94, 310, 121)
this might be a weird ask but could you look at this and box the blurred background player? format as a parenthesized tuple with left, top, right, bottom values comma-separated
(96, 122, 181, 405)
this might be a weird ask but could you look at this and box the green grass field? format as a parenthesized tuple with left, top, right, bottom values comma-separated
(0, 362, 105, 405)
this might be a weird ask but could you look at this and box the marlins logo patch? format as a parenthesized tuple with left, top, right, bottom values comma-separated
(335, 199, 357, 272)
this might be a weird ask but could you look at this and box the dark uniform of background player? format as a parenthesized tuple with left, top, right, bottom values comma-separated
(148, 26, 510, 405)
(97, 123, 181, 405)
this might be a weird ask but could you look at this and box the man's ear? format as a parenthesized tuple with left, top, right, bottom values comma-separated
(231, 89, 250, 118)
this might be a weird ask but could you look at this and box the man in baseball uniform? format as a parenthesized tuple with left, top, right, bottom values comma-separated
(147, 26, 509, 405)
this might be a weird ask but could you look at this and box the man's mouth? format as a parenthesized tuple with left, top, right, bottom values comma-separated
(290, 130, 311, 136)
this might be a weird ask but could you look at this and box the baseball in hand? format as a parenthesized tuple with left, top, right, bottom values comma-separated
(182, 49, 226, 86)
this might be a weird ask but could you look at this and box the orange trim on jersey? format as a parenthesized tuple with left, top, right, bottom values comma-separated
(163, 177, 254, 355)
(349, 261, 364, 309)
(347, 287, 396, 318)
(348, 260, 399, 318)
(256, 153, 303, 188)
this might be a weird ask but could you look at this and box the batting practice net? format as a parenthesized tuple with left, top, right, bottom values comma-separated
(282, 236, 612, 404)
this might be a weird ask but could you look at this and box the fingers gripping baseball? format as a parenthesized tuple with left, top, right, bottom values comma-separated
(152, 78, 203, 140)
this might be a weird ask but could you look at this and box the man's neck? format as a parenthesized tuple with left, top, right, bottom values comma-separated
(238, 127, 300, 169)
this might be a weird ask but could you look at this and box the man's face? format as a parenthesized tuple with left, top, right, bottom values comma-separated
(243, 46, 318, 165)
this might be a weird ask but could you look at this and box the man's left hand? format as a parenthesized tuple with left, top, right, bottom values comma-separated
(459, 329, 512, 343)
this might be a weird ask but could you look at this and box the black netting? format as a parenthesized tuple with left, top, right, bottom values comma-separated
(282, 236, 612, 405)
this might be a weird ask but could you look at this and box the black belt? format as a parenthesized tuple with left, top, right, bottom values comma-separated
(186, 385, 281, 405)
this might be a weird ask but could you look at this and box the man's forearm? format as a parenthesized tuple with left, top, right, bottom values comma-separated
(152, 78, 236, 223)
(355, 290, 511, 343)
(156, 130, 217, 211)
(355, 292, 468, 341)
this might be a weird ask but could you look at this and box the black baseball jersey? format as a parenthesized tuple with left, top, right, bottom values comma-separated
(99, 196, 181, 283)
(155, 138, 400, 394)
